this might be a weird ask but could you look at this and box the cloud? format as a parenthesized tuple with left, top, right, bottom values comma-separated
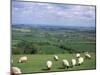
(12, 1, 95, 27)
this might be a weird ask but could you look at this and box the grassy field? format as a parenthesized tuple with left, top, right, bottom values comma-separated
(12, 53, 96, 74)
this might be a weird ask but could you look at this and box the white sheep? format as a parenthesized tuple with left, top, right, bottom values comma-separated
(76, 53, 81, 58)
(78, 57, 84, 65)
(18, 56, 27, 63)
(71, 59, 76, 67)
(62, 59, 70, 69)
(84, 52, 91, 59)
(11, 67, 22, 75)
(54, 55, 59, 61)
(46, 61, 52, 70)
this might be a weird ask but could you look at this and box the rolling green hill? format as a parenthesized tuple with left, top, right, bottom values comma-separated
(12, 25, 96, 54)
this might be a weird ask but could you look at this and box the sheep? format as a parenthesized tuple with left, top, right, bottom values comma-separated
(71, 59, 77, 67)
(11, 67, 22, 75)
(77, 57, 84, 65)
(18, 56, 27, 63)
(76, 53, 81, 58)
(62, 59, 70, 69)
(84, 52, 91, 59)
(46, 61, 52, 70)
(54, 55, 59, 61)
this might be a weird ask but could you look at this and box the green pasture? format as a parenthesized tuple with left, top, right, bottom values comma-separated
(12, 53, 96, 74)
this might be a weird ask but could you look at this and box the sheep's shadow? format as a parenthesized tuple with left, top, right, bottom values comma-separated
(58, 67, 66, 69)
(42, 68, 51, 71)
(58, 66, 71, 70)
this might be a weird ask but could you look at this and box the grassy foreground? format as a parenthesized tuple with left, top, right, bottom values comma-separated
(12, 53, 96, 74)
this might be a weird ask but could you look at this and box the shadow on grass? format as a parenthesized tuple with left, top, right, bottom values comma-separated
(58, 67, 65, 69)
(42, 68, 52, 71)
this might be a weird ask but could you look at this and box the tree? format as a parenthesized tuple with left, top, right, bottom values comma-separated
(12, 40, 40, 54)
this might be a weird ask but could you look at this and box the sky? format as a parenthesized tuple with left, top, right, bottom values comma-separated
(12, 0, 96, 27)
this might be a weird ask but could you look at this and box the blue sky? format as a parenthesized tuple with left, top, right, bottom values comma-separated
(12, 1, 96, 27)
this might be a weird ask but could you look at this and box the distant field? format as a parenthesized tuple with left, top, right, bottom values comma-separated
(12, 25, 96, 54)
(12, 53, 96, 74)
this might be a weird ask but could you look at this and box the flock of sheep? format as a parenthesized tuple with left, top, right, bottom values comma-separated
(11, 52, 91, 75)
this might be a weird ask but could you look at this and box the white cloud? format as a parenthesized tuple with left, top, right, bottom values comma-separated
(12, 1, 95, 26)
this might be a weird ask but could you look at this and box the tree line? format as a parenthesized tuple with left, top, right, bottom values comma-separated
(12, 40, 80, 54)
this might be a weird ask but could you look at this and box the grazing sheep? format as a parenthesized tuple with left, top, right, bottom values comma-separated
(71, 59, 76, 67)
(11, 67, 21, 75)
(76, 53, 81, 58)
(18, 56, 27, 63)
(62, 59, 70, 69)
(54, 55, 59, 61)
(46, 61, 52, 70)
(84, 52, 91, 59)
(78, 57, 84, 65)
